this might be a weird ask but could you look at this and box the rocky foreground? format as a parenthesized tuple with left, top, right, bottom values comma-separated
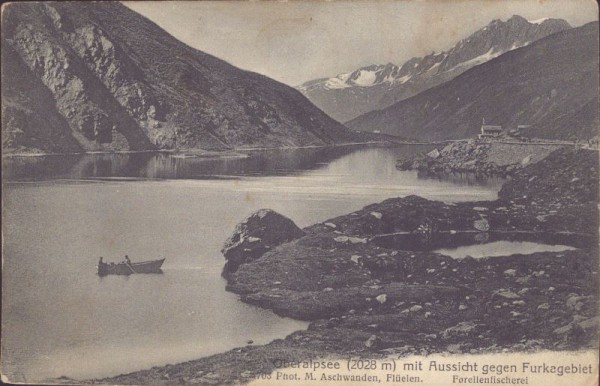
(97, 147, 598, 385)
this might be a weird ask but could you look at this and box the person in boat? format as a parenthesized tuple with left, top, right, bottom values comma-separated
(125, 255, 131, 265)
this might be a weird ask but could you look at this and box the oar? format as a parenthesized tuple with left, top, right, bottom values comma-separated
(125, 261, 137, 274)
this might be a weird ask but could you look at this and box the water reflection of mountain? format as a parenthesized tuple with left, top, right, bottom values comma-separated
(3, 155, 85, 181)
(3, 146, 366, 181)
(3, 146, 505, 188)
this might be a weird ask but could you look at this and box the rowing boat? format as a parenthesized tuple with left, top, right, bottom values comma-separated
(97, 258, 165, 276)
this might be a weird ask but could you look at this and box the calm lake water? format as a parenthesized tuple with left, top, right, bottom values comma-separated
(2, 145, 506, 382)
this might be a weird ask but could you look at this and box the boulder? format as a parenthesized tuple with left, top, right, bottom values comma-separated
(370, 212, 383, 220)
(553, 316, 597, 346)
(426, 149, 441, 159)
(441, 321, 478, 340)
(222, 209, 305, 273)
(473, 218, 490, 232)
(364, 335, 382, 349)
(565, 295, 591, 311)
(503, 269, 517, 277)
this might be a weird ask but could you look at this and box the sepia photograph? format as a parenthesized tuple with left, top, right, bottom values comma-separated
(1, 0, 599, 384)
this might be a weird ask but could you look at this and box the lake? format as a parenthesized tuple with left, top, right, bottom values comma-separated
(1, 145, 505, 382)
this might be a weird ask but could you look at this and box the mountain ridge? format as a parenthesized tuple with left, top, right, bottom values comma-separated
(298, 15, 571, 122)
(1, 2, 356, 154)
(346, 21, 599, 141)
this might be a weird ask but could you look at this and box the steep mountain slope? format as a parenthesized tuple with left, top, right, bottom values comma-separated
(298, 16, 571, 122)
(1, 3, 355, 154)
(347, 22, 599, 141)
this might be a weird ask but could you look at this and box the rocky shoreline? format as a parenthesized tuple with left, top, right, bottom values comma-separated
(396, 141, 564, 176)
(95, 147, 598, 385)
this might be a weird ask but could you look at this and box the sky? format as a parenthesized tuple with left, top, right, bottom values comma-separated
(125, 0, 598, 86)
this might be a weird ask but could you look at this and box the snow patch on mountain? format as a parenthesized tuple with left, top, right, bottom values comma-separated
(510, 41, 530, 50)
(352, 70, 378, 86)
(427, 62, 441, 73)
(529, 18, 550, 24)
(396, 74, 412, 84)
(324, 78, 351, 89)
(452, 47, 501, 70)
(323, 72, 353, 89)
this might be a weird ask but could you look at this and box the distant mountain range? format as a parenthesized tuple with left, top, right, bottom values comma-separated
(2, 3, 355, 154)
(346, 22, 599, 141)
(298, 15, 571, 122)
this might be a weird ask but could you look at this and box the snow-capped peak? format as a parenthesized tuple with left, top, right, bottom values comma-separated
(304, 15, 570, 93)
(321, 63, 401, 90)
(296, 14, 572, 123)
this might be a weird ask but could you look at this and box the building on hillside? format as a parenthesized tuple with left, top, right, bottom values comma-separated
(507, 125, 531, 141)
(478, 124, 503, 140)
(501, 125, 533, 142)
